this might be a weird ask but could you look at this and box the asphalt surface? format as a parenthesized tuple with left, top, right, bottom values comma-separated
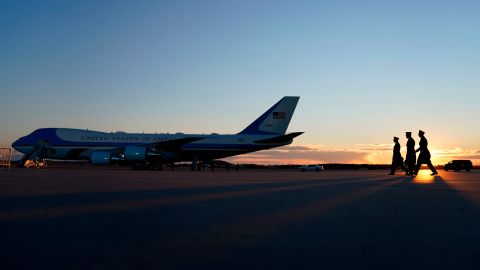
(1, 168, 480, 270)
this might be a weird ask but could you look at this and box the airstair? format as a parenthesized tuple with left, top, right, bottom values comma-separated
(20, 140, 49, 168)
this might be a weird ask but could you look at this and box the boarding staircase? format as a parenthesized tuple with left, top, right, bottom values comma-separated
(20, 140, 49, 168)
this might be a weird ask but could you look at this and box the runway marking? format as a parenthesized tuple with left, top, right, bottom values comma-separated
(0, 177, 390, 222)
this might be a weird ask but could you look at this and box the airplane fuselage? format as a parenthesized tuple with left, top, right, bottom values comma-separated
(13, 128, 294, 162)
(12, 96, 302, 167)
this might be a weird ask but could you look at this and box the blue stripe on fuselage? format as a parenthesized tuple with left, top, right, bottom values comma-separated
(12, 128, 147, 150)
(12, 128, 279, 153)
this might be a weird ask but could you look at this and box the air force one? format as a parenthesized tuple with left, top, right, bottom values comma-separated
(12, 96, 302, 169)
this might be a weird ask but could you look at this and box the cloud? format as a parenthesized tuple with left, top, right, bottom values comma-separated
(226, 142, 402, 165)
(356, 143, 393, 152)
(226, 143, 480, 166)
(226, 148, 369, 165)
(450, 155, 480, 160)
(423, 148, 480, 165)
(275, 145, 317, 151)
(359, 147, 392, 151)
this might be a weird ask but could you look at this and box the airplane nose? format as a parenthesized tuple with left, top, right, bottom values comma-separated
(11, 139, 19, 149)
(11, 138, 23, 152)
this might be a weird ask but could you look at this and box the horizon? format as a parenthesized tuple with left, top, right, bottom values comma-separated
(7, 151, 478, 168)
(1, 1, 479, 166)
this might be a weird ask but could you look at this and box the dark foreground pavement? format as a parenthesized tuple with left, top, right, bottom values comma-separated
(1, 168, 480, 269)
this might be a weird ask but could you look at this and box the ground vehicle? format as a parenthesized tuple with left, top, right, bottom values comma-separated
(444, 160, 472, 172)
(299, 164, 324, 172)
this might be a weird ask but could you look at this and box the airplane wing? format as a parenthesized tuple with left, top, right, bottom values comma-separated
(148, 137, 206, 151)
(90, 137, 207, 164)
(254, 132, 304, 144)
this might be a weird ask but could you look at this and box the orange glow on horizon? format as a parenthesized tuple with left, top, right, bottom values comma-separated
(225, 158, 327, 165)
(224, 144, 480, 166)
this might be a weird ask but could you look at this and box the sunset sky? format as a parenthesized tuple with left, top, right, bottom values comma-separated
(1, 0, 479, 165)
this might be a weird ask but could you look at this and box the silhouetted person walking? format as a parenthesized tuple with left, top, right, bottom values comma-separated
(389, 136, 405, 175)
(405, 132, 416, 175)
(414, 130, 438, 176)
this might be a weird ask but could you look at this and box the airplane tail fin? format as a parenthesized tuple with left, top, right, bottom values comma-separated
(238, 96, 300, 135)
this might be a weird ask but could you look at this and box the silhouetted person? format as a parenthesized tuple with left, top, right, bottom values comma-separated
(405, 132, 416, 176)
(414, 130, 438, 176)
(389, 136, 405, 175)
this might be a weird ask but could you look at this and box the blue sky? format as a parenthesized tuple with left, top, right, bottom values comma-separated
(1, 0, 479, 164)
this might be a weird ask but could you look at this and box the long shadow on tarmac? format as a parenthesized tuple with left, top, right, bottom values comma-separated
(248, 174, 480, 270)
(1, 173, 479, 269)
(0, 175, 388, 220)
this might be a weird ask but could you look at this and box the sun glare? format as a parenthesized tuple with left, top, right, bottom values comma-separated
(413, 170, 435, 184)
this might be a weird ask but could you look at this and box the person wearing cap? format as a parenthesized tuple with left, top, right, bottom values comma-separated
(414, 130, 438, 175)
(405, 132, 416, 175)
(389, 136, 405, 175)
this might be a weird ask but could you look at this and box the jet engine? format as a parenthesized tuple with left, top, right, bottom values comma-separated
(90, 151, 113, 164)
(124, 146, 148, 161)
(90, 147, 180, 165)
(90, 151, 124, 164)
(123, 146, 180, 163)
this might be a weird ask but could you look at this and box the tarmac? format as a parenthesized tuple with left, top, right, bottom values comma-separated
(1, 168, 480, 269)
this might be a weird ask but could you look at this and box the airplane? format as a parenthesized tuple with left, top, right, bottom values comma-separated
(12, 96, 302, 169)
